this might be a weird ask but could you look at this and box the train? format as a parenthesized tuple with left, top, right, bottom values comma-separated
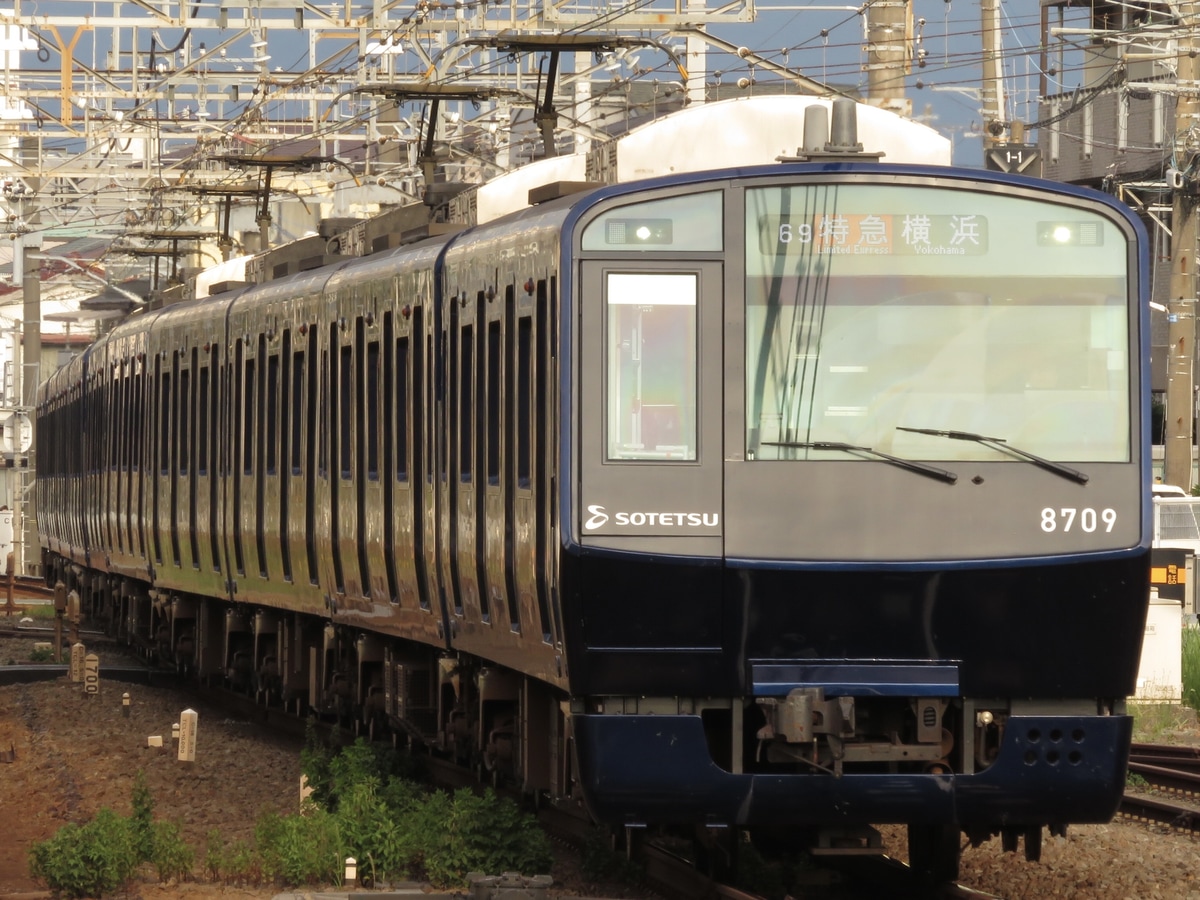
(36, 97, 1151, 882)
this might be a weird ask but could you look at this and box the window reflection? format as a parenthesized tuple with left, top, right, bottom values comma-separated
(606, 273, 697, 461)
(744, 184, 1131, 463)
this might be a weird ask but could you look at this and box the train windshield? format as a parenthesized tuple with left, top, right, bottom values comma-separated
(744, 182, 1132, 464)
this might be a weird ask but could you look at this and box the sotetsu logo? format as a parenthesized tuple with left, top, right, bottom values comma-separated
(584, 505, 719, 530)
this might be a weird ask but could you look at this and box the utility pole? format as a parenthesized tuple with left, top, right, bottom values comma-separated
(980, 0, 1006, 148)
(864, 0, 909, 112)
(21, 234, 39, 576)
(685, 0, 707, 104)
(11, 198, 40, 577)
(1166, 1, 1200, 491)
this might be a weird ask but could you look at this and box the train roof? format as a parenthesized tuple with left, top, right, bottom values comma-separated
(475, 95, 952, 223)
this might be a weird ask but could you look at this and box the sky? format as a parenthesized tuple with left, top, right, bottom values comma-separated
(705, 0, 1055, 166)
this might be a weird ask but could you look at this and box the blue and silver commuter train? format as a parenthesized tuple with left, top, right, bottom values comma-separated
(37, 100, 1151, 880)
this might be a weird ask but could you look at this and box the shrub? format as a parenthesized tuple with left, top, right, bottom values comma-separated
(580, 826, 642, 883)
(334, 779, 407, 884)
(130, 770, 155, 860)
(299, 717, 334, 808)
(29, 809, 139, 898)
(290, 737, 550, 890)
(150, 820, 194, 882)
(421, 788, 553, 887)
(255, 807, 343, 885)
(202, 828, 228, 882)
(328, 739, 385, 808)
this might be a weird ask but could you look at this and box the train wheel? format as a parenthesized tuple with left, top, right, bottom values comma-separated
(1001, 827, 1019, 853)
(1024, 825, 1043, 862)
(907, 823, 960, 884)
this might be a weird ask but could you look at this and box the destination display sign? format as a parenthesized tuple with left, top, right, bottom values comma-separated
(758, 213, 988, 257)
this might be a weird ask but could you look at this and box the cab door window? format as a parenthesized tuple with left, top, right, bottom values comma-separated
(606, 272, 697, 461)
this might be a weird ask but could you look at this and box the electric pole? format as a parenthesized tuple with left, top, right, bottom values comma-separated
(981, 0, 1006, 148)
(864, 0, 909, 111)
(1166, 1, 1200, 491)
(11, 195, 40, 577)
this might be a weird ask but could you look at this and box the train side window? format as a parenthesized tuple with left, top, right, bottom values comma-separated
(209, 345, 221, 573)
(440, 306, 450, 483)
(318, 347, 328, 477)
(134, 366, 145, 473)
(266, 351, 279, 476)
(233, 342, 247, 576)
(159, 362, 171, 475)
(383, 312, 399, 604)
(280, 329, 293, 583)
(460, 321, 473, 481)
(256, 334, 269, 578)
(280, 332, 290, 474)
(187, 348, 200, 566)
(198, 365, 209, 476)
(605, 272, 698, 461)
(222, 355, 233, 478)
(487, 318, 501, 484)
(517, 317, 531, 486)
(581, 191, 723, 251)
(396, 335, 409, 481)
(367, 338, 380, 479)
(109, 366, 120, 473)
(120, 363, 130, 471)
(340, 343, 353, 480)
(384, 314, 394, 479)
(291, 348, 305, 475)
(179, 365, 191, 476)
(305, 328, 319, 584)
(243, 354, 256, 476)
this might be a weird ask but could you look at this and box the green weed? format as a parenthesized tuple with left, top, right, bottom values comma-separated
(149, 820, 194, 882)
(1183, 624, 1200, 711)
(28, 808, 139, 898)
(1130, 700, 1197, 742)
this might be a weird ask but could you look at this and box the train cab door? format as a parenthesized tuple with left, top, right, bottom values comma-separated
(578, 262, 724, 558)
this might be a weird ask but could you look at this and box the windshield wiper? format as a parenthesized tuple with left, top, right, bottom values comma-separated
(895, 426, 1089, 485)
(762, 440, 958, 484)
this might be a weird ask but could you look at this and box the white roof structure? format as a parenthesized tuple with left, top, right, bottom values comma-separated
(476, 95, 953, 223)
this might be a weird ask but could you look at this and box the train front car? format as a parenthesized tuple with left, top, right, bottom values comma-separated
(563, 164, 1150, 878)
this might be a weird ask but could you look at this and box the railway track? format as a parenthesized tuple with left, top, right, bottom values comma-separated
(1121, 741, 1200, 835)
(1, 576, 58, 602)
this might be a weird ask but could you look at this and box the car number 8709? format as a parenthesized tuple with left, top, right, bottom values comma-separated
(1040, 508, 1117, 533)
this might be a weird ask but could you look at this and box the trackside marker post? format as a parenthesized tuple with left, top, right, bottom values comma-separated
(69, 643, 85, 682)
(67, 589, 80, 645)
(178, 709, 197, 762)
(83, 653, 99, 697)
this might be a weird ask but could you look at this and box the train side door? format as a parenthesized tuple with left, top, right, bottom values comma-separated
(578, 262, 724, 557)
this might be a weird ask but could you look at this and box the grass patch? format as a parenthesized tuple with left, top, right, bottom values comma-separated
(1130, 701, 1197, 743)
(1184, 624, 1200, 711)
(8, 602, 57, 620)
(28, 646, 54, 662)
